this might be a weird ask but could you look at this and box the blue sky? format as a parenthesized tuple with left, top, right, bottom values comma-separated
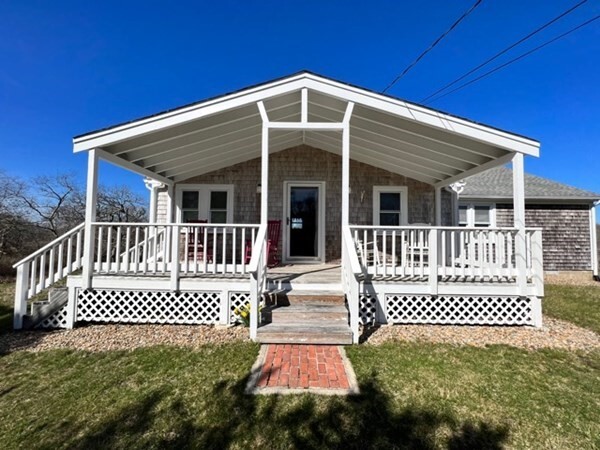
(1, 0, 599, 203)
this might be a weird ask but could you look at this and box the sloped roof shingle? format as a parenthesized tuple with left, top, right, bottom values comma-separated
(462, 166, 599, 201)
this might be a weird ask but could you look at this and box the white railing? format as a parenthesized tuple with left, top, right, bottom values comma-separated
(342, 226, 362, 344)
(249, 224, 268, 340)
(13, 222, 85, 329)
(349, 225, 544, 295)
(91, 222, 260, 276)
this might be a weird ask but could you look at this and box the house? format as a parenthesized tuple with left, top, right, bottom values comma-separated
(460, 167, 599, 278)
(13, 71, 546, 344)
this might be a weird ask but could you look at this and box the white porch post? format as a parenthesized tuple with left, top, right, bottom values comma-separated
(512, 153, 527, 295)
(82, 149, 99, 290)
(434, 186, 442, 226)
(13, 263, 29, 329)
(341, 103, 354, 226)
(590, 202, 598, 278)
(166, 184, 174, 223)
(258, 102, 269, 224)
(145, 178, 162, 224)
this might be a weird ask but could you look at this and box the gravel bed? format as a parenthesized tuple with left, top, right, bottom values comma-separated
(362, 316, 600, 351)
(0, 324, 249, 354)
(1, 317, 598, 354)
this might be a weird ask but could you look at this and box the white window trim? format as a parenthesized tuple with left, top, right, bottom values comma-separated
(458, 202, 496, 227)
(175, 184, 234, 223)
(373, 186, 408, 226)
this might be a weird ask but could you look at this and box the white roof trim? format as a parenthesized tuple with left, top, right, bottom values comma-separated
(73, 72, 540, 157)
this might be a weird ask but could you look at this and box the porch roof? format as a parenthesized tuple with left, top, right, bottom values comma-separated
(72, 71, 540, 187)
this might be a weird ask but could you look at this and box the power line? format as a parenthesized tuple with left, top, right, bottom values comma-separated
(420, 0, 589, 103)
(425, 14, 600, 104)
(381, 0, 483, 93)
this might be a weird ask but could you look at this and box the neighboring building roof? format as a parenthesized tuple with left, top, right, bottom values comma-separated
(462, 166, 600, 201)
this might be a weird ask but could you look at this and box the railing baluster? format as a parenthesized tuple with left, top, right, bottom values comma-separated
(106, 226, 113, 273)
(39, 253, 46, 291)
(115, 226, 122, 273)
(202, 225, 208, 273)
(133, 226, 140, 274)
(124, 227, 131, 273)
(222, 226, 226, 275)
(29, 257, 37, 297)
(212, 227, 217, 274)
(57, 242, 64, 280)
(391, 230, 396, 277)
(96, 226, 104, 274)
(382, 229, 387, 276)
(241, 227, 246, 274)
(193, 227, 199, 275)
(232, 227, 237, 274)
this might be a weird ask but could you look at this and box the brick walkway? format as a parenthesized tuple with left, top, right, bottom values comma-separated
(255, 344, 352, 391)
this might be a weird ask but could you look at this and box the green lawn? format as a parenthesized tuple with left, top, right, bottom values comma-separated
(0, 281, 598, 448)
(544, 284, 600, 334)
(0, 344, 598, 449)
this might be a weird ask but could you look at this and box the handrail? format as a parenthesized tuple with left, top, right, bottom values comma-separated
(91, 222, 261, 228)
(248, 224, 268, 273)
(13, 222, 85, 268)
(342, 226, 362, 275)
(349, 225, 543, 232)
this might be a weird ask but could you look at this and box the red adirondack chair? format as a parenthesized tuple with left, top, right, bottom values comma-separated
(245, 220, 281, 267)
(185, 219, 211, 261)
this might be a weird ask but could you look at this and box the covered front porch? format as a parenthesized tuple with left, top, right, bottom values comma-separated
(13, 72, 543, 343)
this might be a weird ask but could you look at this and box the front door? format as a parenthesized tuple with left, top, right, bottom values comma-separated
(284, 182, 325, 262)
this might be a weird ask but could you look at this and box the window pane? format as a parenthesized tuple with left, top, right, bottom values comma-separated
(210, 191, 228, 209)
(182, 191, 199, 209)
(474, 206, 490, 224)
(458, 205, 468, 224)
(380, 192, 400, 211)
(380, 212, 400, 226)
(183, 210, 199, 223)
(210, 211, 227, 223)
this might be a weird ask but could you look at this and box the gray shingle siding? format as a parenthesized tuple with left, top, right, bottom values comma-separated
(495, 203, 593, 271)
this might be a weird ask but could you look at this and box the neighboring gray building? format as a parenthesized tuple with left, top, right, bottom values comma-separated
(461, 166, 599, 276)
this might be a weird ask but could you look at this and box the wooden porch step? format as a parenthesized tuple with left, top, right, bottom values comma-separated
(256, 323, 353, 345)
(279, 290, 346, 305)
(270, 303, 348, 323)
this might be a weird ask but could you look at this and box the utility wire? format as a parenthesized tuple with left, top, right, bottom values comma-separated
(381, 0, 483, 93)
(425, 14, 600, 104)
(421, 0, 589, 103)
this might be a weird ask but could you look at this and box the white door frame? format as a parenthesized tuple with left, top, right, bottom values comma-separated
(282, 181, 326, 263)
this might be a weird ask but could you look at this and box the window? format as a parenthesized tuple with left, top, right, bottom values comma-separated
(458, 202, 495, 227)
(373, 186, 408, 226)
(176, 184, 234, 223)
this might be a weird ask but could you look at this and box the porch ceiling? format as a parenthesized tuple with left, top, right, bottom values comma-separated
(73, 72, 540, 186)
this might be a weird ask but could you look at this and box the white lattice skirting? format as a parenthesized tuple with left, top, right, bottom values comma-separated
(385, 294, 534, 325)
(36, 305, 69, 329)
(77, 289, 223, 325)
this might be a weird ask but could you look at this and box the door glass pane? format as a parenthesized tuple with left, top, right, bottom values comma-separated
(380, 192, 400, 211)
(182, 191, 199, 209)
(289, 187, 318, 258)
(210, 191, 228, 209)
(380, 212, 400, 226)
(210, 211, 227, 223)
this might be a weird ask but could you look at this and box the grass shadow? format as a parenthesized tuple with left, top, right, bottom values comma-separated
(55, 370, 509, 449)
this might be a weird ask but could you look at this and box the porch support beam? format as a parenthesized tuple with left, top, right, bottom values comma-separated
(512, 153, 527, 295)
(96, 148, 173, 187)
(590, 202, 598, 278)
(267, 122, 344, 130)
(434, 152, 514, 189)
(166, 184, 174, 223)
(82, 149, 99, 290)
(435, 187, 442, 226)
(301, 88, 308, 123)
(341, 102, 355, 226)
(258, 102, 270, 224)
